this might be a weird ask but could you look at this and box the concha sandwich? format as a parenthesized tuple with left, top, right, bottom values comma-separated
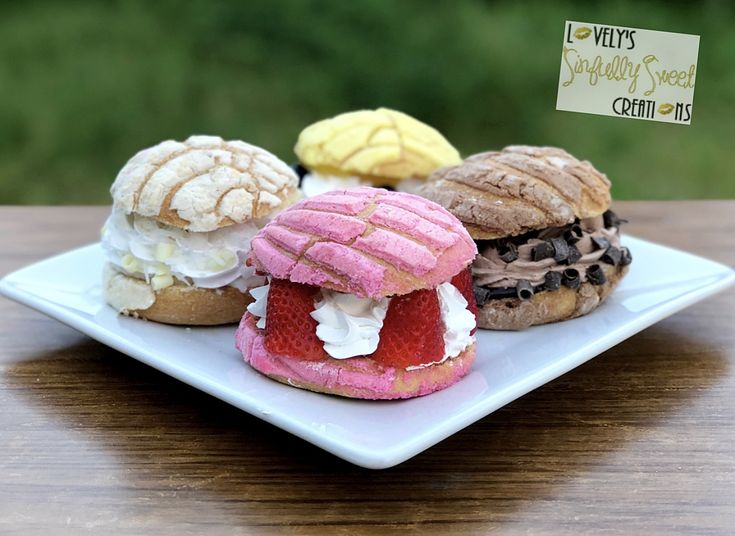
(101, 135, 300, 325)
(419, 145, 632, 330)
(236, 187, 479, 399)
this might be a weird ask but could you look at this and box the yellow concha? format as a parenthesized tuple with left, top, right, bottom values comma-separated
(294, 108, 461, 182)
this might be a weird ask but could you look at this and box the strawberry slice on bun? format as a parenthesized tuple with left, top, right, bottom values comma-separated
(235, 187, 479, 399)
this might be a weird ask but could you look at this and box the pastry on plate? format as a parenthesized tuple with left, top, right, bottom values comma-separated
(101, 135, 300, 325)
(293, 108, 461, 196)
(418, 145, 632, 330)
(235, 187, 478, 399)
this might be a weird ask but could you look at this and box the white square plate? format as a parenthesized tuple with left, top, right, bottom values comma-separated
(1, 237, 733, 469)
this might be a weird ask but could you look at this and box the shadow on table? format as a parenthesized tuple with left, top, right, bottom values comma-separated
(3, 320, 730, 530)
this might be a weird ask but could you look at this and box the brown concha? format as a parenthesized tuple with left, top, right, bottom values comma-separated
(419, 145, 612, 239)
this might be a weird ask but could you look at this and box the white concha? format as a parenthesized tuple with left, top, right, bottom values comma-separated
(110, 135, 299, 232)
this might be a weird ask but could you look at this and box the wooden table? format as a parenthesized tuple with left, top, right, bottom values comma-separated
(1, 203, 734, 535)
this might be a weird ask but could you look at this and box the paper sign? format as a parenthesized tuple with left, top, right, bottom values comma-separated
(556, 21, 699, 124)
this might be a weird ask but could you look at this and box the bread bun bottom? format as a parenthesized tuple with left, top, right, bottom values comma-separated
(103, 264, 251, 326)
(477, 264, 628, 330)
(235, 314, 476, 400)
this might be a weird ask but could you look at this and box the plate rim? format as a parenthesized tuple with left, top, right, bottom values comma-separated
(2, 238, 734, 469)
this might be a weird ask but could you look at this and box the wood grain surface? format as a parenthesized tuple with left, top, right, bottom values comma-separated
(1, 203, 734, 535)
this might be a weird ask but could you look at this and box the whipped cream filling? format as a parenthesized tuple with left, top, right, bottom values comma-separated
(247, 281, 270, 329)
(473, 214, 622, 288)
(102, 206, 266, 290)
(437, 282, 476, 359)
(301, 172, 367, 197)
(301, 171, 425, 197)
(248, 282, 475, 368)
(310, 290, 390, 359)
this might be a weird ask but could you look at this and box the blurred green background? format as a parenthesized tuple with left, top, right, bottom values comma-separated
(0, 0, 732, 204)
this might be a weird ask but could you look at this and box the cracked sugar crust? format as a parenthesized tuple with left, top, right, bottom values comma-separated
(294, 108, 461, 181)
(110, 135, 299, 232)
(418, 145, 612, 239)
(249, 187, 477, 299)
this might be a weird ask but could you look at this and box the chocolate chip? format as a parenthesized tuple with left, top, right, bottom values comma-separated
(498, 242, 519, 263)
(291, 163, 308, 182)
(591, 236, 610, 250)
(587, 264, 606, 285)
(516, 280, 534, 300)
(475, 286, 518, 301)
(473, 286, 491, 306)
(532, 241, 554, 261)
(488, 287, 519, 299)
(562, 268, 581, 289)
(565, 244, 582, 265)
(620, 247, 633, 266)
(603, 209, 628, 228)
(563, 224, 583, 244)
(601, 246, 622, 265)
(544, 271, 562, 290)
(551, 237, 569, 262)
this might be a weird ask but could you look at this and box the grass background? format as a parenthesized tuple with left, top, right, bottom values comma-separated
(0, 0, 732, 204)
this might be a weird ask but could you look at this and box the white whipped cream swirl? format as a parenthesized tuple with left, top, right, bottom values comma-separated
(301, 171, 424, 196)
(247, 282, 270, 329)
(301, 171, 367, 198)
(101, 206, 265, 290)
(310, 290, 390, 359)
(437, 282, 476, 359)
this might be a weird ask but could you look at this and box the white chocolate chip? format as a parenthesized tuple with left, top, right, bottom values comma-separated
(151, 273, 174, 290)
(103, 265, 156, 312)
(205, 249, 237, 271)
(154, 263, 171, 276)
(121, 253, 142, 273)
(155, 241, 176, 261)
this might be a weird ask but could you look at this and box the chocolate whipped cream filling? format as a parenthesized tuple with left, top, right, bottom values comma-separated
(472, 210, 632, 303)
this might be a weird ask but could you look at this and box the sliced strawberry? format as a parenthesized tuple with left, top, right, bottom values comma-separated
(450, 268, 478, 335)
(371, 288, 444, 368)
(264, 279, 326, 361)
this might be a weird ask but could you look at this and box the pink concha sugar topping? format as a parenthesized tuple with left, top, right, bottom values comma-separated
(249, 187, 477, 298)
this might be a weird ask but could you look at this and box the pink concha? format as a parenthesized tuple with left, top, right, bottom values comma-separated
(249, 187, 477, 298)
